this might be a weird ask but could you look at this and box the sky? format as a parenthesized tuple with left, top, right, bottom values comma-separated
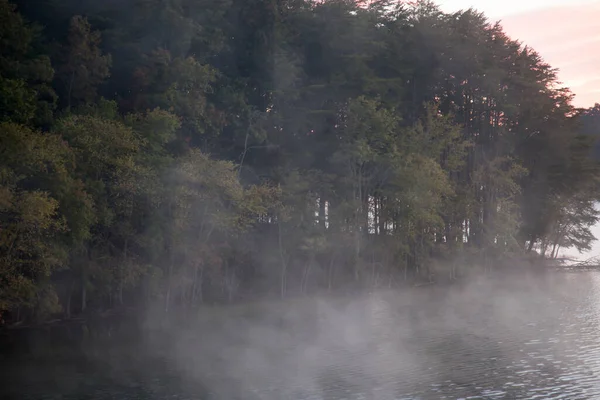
(436, 0, 600, 108)
(437, 1, 600, 261)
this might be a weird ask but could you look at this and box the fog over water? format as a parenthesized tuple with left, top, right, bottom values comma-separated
(6, 270, 600, 399)
(2, 1, 600, 399)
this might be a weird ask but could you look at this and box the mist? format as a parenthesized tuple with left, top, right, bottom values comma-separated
(3, 0, 600, 398)
(111, 268, 588, 400)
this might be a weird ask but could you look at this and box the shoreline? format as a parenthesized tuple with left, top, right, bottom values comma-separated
(1, 258, 567, 333)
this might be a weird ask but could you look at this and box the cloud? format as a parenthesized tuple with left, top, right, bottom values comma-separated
(499, 2, 600, 107)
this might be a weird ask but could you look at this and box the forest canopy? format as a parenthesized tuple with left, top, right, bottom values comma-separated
(1, 0, 600, 322)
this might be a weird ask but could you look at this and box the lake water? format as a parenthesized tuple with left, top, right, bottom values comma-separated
(4, 270, 600, 399)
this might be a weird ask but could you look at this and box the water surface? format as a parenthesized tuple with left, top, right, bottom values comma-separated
(4, 271, 600, 399)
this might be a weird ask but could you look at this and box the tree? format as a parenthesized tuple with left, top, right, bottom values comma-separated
(2, 0, 600, 321)
(129, 51, 221, 150)
(0, 0, 56, 126)
(0, 122, 73, 319)
(56, 15, 111, 109)
(53, 109, 141, 312)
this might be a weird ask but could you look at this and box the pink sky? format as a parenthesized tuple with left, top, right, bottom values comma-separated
(436, 1, 600, 260)
(438, 1, 600, 108)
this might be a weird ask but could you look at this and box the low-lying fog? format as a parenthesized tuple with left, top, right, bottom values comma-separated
(5, 269, 600, 399)
(132, 270, 600, 399)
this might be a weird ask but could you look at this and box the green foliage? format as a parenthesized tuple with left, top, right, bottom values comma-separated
(0, 0, 56, 126)
(56, 15, 111, 109)
(1, 0, 600, 320)
(129, 51, 220, 148)
(0, 122, 70, 312)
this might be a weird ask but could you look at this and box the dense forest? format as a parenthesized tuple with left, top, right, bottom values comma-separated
(1, 0, 600, 324)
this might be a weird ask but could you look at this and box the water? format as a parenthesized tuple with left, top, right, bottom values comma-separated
(4, 271, 600, 399)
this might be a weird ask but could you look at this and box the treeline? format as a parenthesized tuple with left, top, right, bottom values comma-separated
(1, 0, 599, 322)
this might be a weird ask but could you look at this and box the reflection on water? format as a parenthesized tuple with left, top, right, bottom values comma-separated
(6, 271, 600, 399)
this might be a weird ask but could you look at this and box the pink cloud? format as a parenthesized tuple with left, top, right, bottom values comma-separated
(499, 2, 600, 107)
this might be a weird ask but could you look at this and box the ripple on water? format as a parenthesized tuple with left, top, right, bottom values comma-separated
(7, 271, 600, 400)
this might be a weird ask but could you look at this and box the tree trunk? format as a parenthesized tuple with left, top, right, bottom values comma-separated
(319, 196, 326, 230)
(527, 235, 536, 252)
(550, 242, 558, 259)
(328, 251, 337, 291)
(66, 278, 74, 319)
(540, 239, 548, 258)
(238, 128, 250, 178)
(354, 167, 363, 281)
(67, 69, 75, 111)
(278, 220, 287, 299)
(301, 255, 313, 294)
(81, 248, 90, 313)
(81, 275, 87, 313)
(119, 239, 128, 306)
(378, 197, 386, 235)
(191, 264, 198, 306)
(165, 260, 173, 314)
(354, 231, 361, 281)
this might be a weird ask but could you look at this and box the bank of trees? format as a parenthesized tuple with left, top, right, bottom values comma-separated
(1, 0, 599, 322)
